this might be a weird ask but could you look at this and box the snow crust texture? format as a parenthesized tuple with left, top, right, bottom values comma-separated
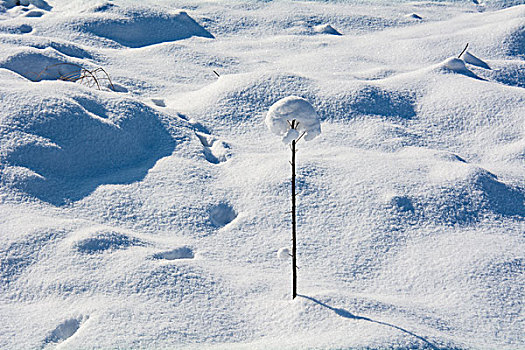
(0, 1, 524, 350)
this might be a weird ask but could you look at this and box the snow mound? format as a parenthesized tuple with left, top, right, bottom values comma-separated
(265, 96, 321, 143)
(175, 71, 416, 137)
(173, 72, 314, 126)
(427, 164, 525, 223)
(442, 57, 468, 71)
(0, 35, 93, 59)
(313, 24, 342, 36)
(0, 48, 83, 81)
(437, 57, 482, 79)
(405, 13, 423, 20)
(79, 8, 214, 48)
(0, 80, 186, 205)
(484, 59, 525, 88)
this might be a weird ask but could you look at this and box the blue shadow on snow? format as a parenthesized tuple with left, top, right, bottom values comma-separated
(4, 98, 177, 206)
(298, 294, 445, 350)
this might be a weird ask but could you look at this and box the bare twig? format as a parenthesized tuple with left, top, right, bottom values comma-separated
(458, 43, 469, 58)
(91, 67, 115, 91)
(29, 63, 115, 91)
(296, 131, 306, 143)
(82, 69, 100, 90)
(34, 63, 83, 82)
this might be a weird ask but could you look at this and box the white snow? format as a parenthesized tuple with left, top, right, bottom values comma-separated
(282, 128, 300, 145)
(0, 0, 524, 349)
(441, 57, 469, 72)
(277, 247, 291, 260)
(405, 13, 423, 20)
(462, 50, 492, 69)
(313, 24, 342, 35)
(265, 96, 321, 143)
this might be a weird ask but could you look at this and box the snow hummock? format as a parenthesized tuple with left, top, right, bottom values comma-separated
(442, 57, 468, 71)
(405, 13, 423, 20)
(265, 96, 321, 144)
(1, 1, 524, 350)
(80, 9, 215, 48)
(437, 56, 483, 79)
(313, 24, 342, 35)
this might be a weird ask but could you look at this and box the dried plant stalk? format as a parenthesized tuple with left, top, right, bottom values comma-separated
(29, 63, 115, 91)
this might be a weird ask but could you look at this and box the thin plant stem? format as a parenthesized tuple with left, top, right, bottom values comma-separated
(291, 120, 297, 300)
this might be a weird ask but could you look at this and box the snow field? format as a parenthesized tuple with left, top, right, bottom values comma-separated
(0, 0, 524, 349)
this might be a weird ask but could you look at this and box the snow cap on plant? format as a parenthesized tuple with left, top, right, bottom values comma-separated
(265, 96, 321, 144)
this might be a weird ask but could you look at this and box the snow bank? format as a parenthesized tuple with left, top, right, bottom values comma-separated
(79, 7, 214, 48)
(265, 96, 321, 143)
(0, 78, 190, 205)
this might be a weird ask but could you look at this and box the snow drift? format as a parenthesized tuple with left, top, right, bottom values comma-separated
(0, 1, 524, 350)
(0, 78, 191, 205)
(75, 7, 214, 48)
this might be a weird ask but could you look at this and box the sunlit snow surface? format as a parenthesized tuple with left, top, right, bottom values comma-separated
(0, 0, 524, 349)
(266, 96, 321, 143)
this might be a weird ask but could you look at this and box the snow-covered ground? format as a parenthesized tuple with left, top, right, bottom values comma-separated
(0, 0, 524, 349)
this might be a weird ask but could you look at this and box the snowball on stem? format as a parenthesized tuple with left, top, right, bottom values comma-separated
(265, 96, 321, 144)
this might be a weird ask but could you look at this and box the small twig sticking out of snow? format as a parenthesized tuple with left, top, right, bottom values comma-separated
(296, 131, 306, 143)
(458, 43, 469, 59)
(265, 96, 321, 300)
(81, 68, 101, 90)
(30, 63, 116, 91)
(92, 67, 116, 91)
(213, 70, 220, 77)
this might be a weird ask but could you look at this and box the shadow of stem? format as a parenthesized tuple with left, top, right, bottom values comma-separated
(297, 294, 441, 350)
